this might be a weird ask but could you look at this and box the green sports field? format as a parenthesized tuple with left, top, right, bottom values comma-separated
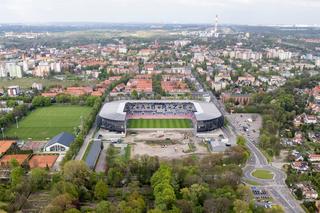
(127, 119, 193, 129)
(5, 105, 92, 140)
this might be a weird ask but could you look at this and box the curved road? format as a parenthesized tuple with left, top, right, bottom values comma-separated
(193, 74, 303, 212)
(226, 113, 304, 213)
(243, 139, 304, 213)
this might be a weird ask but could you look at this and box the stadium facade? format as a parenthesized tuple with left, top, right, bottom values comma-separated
(99, 100, 224, 133)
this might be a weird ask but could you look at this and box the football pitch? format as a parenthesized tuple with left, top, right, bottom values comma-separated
(5, 105, 91, 140)
(127, 119, 193, 129)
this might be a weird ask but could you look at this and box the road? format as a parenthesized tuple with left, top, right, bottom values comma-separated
(75, 122, 97, 160)
(196, 77, 304, 212)
(75, 96, 106, 161)
(228, 113, 304, 213)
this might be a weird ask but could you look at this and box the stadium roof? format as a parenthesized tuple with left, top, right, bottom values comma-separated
(99, 100, 222, 121)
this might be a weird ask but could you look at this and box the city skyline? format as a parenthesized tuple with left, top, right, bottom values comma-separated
(0, 0, 320, 25)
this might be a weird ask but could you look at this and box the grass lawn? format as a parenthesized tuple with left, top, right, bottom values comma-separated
(252, 169, 274, 179)
(127, 119, 192, 129)
(5, 105, 91, 140)
(0, 77, 97, 89)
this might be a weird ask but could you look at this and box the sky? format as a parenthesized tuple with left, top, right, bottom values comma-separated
(0, 0, 320, 25)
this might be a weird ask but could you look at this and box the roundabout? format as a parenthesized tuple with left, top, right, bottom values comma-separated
(251, 169, 274, 180)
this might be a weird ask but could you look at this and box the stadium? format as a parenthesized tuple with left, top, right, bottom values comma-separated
(99, 100, 224, 133)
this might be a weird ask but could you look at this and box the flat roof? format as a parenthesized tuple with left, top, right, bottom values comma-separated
(99, 100, 222, 122)
(85, 140, 102, 169)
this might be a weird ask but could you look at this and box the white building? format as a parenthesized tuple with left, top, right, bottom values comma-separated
(118, 45, 127, 54)
(0, 63, 6, 78)
(50, 62, 61, 73)
(7, 86, 20, 97)
(43, 132, 75, 153)
(32, 83, 43, 91)
(6, 62, 22, 78)
(33, 61, 50, 77)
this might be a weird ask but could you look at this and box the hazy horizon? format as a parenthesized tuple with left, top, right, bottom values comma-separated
(1, 0, 320, 25)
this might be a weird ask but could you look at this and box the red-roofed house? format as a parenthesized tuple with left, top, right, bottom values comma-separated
(125, 79, 153, 94)
(41, 92, 59, 97)
(309, 154, 320, 162)
(91, 91, 103, 97)
(66, 87, 93, 96)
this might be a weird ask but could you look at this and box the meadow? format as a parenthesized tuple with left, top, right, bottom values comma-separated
(5, 105, 91, 140)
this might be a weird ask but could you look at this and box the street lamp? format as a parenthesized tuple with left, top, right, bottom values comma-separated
(80, 115, 83, 131)
(1, 127, 4, 139)
(15, 116, 19, 129)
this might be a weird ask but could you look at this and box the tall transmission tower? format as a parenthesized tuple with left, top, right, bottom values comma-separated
(214, 14, 219, 38)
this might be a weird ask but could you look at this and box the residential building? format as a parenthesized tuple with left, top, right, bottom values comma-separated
(7, 86, 20, 97)
(5, 62, 22, 78)
(43, 132, 75, 153)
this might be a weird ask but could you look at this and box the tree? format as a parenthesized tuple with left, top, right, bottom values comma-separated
(203, 198, 232, 213)
(236, 136, 246, 146)
(30, 168, 48, 191)
(86, 96, 98, 107)
(233, 199, 251, 213)
(32, 96, 51, 107)
(51, 181, 79, 199)
(131, 90, 138, 99)
(7, 100, 17, 107)
(117, 192, 146, 213)
(236, 185, 253, 203)
(107, 167, 124, 187)
(94, 180, 108, 200)
(176, 199, 193, 213)
(44, 193, 74, 213)
(151, 165, 177, 210)
(129, 155, 159, 184)
(10, 167, 24, 188)
(64, 208, 81, 213)
(295, 188, 303, 200)
(63, 160, 91, 187)
(148, 209, 163, 213)
(180, 184, 209, 206)
(10, 158, 20, 168)
(96, 201, 116, 213)
(153, 182, 176, 210)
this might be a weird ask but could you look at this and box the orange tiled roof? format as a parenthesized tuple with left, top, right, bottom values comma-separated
(65, 87, 93, 96)
(41, 92, 58, 97)
(91, 91, 103, 97)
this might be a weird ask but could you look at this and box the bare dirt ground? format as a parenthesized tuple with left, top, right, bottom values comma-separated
(131, 141, 208, 159)
(127, 130, 187, 142)
(126, 131, 208, 159)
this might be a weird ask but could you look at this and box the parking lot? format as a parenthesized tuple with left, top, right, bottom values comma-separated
(251, 186, 273, 208)
(226, 113, 262, 144)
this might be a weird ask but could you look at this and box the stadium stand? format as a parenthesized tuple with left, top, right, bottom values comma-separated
(99, 100, 224, 133)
